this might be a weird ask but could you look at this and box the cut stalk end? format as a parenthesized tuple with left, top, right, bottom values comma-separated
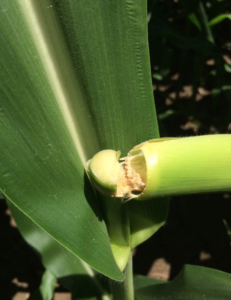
(87, 149, 147, 200)
(124, 151, 146, 198)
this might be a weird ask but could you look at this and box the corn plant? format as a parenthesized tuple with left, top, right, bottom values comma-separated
(1, 1, 231, 299)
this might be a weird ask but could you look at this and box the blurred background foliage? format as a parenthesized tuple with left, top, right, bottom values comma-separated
(148, 0, 231, 137)
(133, 0, 231, 281)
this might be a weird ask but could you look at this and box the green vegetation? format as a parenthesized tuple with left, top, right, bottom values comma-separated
(1, 0, 231, 299)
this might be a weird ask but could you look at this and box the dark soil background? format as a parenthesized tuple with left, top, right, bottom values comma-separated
(134, 0, 231, 285)
(0, 200, 70, 300)
(2, 0, 231, 299)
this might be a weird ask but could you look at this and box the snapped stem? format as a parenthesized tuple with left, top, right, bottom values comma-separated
(87, 135, 231, 201)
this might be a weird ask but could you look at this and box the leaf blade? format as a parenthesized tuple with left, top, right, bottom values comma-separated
(8, 200, 110, 299)
(0, 0, 161, 278)
(0, 0, 121, 280)
(209, 14, 231, 27)
(135, 265, 231, 300)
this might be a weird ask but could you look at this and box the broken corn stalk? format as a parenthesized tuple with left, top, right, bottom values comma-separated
(87, 135, 231, 201)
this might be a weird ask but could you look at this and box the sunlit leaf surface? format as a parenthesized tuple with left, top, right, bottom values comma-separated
(0, 0, 161, 279)
(135, 265, 231, 300)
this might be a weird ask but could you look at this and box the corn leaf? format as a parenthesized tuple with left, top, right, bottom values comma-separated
(135, 265, 231, 300)
(29, 270, 56, 300)
(0, 0, 159, 279)
(188, 13, 201, 30)
(209, 14, 231, 27)
(8, 200, 109, 299)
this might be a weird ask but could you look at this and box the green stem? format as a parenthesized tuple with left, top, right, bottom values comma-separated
(88, 135, 231, 201)
(110, 253, 134, 300)
(129, 135, 231, 200)
(197, 1, 214, 44)
(99, 194, 131, 271)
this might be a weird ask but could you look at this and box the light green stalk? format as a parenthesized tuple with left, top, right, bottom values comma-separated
(87, 135, 231, 201)
(110, 253, 134, 300)
(86, 156, 131, 271)
(99, 194, 131, 271)
(197, 1, 215, 44)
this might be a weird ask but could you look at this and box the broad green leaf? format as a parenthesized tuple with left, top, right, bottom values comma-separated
(134, 275, 164, 290)
(209, 14, 231, 27)
(0, 0, 160, 279)
(8, 200, 110, 299)
(29, 270, 56, 300)
(53, 0, 159, 152)
(129, 197, 169, 248)
(135, 265, 231, 300)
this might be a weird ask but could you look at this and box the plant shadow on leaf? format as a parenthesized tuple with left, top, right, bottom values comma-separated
(84, 172, 103, 222)
(7, 198, 113, 299)
(59, 274, 105, 299)
(29, 273, 107, 300)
